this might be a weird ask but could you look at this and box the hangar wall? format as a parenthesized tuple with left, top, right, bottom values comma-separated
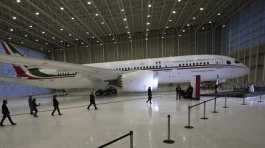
(225, 0, 265, 87)
(54, 28, 223, 64)
(0, 45, 50, 97)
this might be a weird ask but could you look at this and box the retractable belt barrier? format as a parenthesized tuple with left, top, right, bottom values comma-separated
(98, 131, 133, 148)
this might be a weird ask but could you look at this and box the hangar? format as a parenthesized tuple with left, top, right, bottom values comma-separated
(0, 0, 264, 147)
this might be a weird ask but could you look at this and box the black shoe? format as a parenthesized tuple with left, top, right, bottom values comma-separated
(59, 114, 63, 116)
(95, 108, 98, 110)
(0, 124, 4, 127)
(51, 114, 54, 116)
(11, 123, 16, 125)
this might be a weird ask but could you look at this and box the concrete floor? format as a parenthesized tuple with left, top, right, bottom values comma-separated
(0, 92, 265, 148)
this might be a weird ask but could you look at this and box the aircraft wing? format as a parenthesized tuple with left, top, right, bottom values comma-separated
(0, 54, 119, 81)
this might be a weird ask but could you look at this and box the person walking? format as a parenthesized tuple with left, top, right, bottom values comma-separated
(28, 95, 33, 115)
(87, 91, 98, 110)
(176, 85, 182, 100)
(0, 100, 16, 126)
(146, 87, 152, 104)
(51, 95, 62, 116)
(32, 98, 40, 117)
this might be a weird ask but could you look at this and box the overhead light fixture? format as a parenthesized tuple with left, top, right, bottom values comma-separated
(121, 9, 124, 12)
(41, 31, 45, 34)
(182, 29, 185, 32)
(60, 40, 63, 43)
(217, 12, 221, 16)
(125, 26, 128, 29)
(95, 13, 99, 16)
(146, 22, 150, 25)
(45, 42, 49, 45)
(29, 25, 33, 28)
(35, 12, 40, 15)
(178, 34, 182, 37)
(187, 23, 190, 27)
(146, 28, 150, 31)
(81, 42, 84, 45)
(87, 1, 91, 5)
(145, 38, 148, 41)
(222, 24, 226, 28)
(108, 33, 112, 36)
(192, 16, 196, 20)
(127, 31, 130, 34)
(202, 26, 205, 30)
(161, 36, 164, 39)
(60, 7, 64, 10)
(199, 7, 204, 11)
(147, 14, 151, 18)
(60, 28, 64, 31)
(16, 0, 21, 3)
(148, 4, 152, 8)
(71, 17, 75, 20)
(68, 33, 72, 36)
(168, 19, 172, 22)
(101, 21, 105, 25)
(86, 32, 89, 34)
(123, 18, 127, 21)
(52, 36, 55, 40)
(112, 38, 115, 40)
(172, 10, 176, 14)
(12, 16, 17, 20)
(8, 37, 12, 40)
(178, 0, 181, 2)
(24, 34, 28, 37)
(75, 38, 79, 40)
(20, 41, 24, 44)
(10, 28, 14, 32)
(208, 21, 212, 24)
(35, 39, 39, 42)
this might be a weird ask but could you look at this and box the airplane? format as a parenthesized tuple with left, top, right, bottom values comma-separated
(0, 41, 249, 94)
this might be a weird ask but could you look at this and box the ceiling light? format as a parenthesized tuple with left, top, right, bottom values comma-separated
(52, 36, 55, 40)
(165, 26, 169, 29)
(101, 21, 105, 25)
(217, 13, 221, 16)
(20, 41, 24, 44)
(75, 38, 79, 40)
(96, 40, 99, 43)
(41, 31, 45, 34)
(146, 28, 150, 31)
(148, 4, 152, 8)
(35, 39, 39, 42)
(60, 28, 64, 31)
(125, 26, 128, 29)
(10, 28, 14, 32)
(222, 24, 226, 28)
(45, 42, 48, 45)
(208, 21, 212, 24)
(92, 36, 95, 39)
(172, 10, 176, 14)
(108, 34, 112, 36)
(161, 36, 164, 39)
(60, 7, 64, 10)
(123, 18, 127, 21)
(178, 0, 181, 2)
(71, 17, 75, 20)
(81, 42, 84, 45)
(60, 40, 63, 43)
(12, 16, 17, 20)
(86, 32, 89, 34)
(147, 14, 151, 18)
(145, 38, 148, 41)
(112, 38, 115, 40)
(68, 33, 72, 36)
(168, 19, 172, 22)
(187, 23, 190, 27)
(121, 9, 124, 12)
(178, 34, 182, 37)
(35, 12, 40, 15)
(29, 25, 33, 28)
(95, 13, 99, 16)
(182, 29, 185, 32)
(127, 31, 130, 34)
(16, 0, 21, 3)
(192, 16, 196, 20)
(199, 7, 204, 11)
(8, 37, 12, 40)
(146, 22, 150, 25)
(87, 1, 91, 5)
(202, 27, 205, 30)
(24, 34, 28, 37)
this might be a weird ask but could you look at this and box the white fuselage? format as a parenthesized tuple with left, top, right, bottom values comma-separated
(2, 55, 249, 90)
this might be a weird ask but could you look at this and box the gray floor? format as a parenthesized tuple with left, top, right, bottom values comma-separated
(0, 92, 265, 148)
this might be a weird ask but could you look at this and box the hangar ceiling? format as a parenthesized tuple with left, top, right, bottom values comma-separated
(0, 0, 252, 52)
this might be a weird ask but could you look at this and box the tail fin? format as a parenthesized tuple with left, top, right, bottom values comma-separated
(1, 41, 28, 77)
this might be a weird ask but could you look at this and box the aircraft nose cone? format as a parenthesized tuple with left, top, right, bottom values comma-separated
(241, 64, 250, 76)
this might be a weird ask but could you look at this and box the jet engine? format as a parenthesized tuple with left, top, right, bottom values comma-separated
(120, 70, 159, 92)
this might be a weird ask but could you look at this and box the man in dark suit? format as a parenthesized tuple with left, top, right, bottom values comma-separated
(146, 87, 152, 104)
(32, 98, 40, 117)
(176, 85, 182, 100)
(28, 95, 33, 115)
(51, 95, 62, 116)
(0, 100, 16, 126)
(87, 91, 98, 110)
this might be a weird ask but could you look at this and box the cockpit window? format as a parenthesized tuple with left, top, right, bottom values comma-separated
(226, 60, 231, 65)
(235, 60, 240, 64)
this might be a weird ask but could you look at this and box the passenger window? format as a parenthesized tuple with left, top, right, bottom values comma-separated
(227, 61, 231, 65)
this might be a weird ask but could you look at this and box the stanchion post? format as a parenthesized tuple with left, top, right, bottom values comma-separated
(223, 97, 229, 108)
(129, 131, 133, 148)
(185, 106, 194, 129)
(212, 97, 218, 113)
(258, 95, 263, 103)
(241, 97, 247, 105)
(163, 115, 175, 144)
(200, 101, 208, 120)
